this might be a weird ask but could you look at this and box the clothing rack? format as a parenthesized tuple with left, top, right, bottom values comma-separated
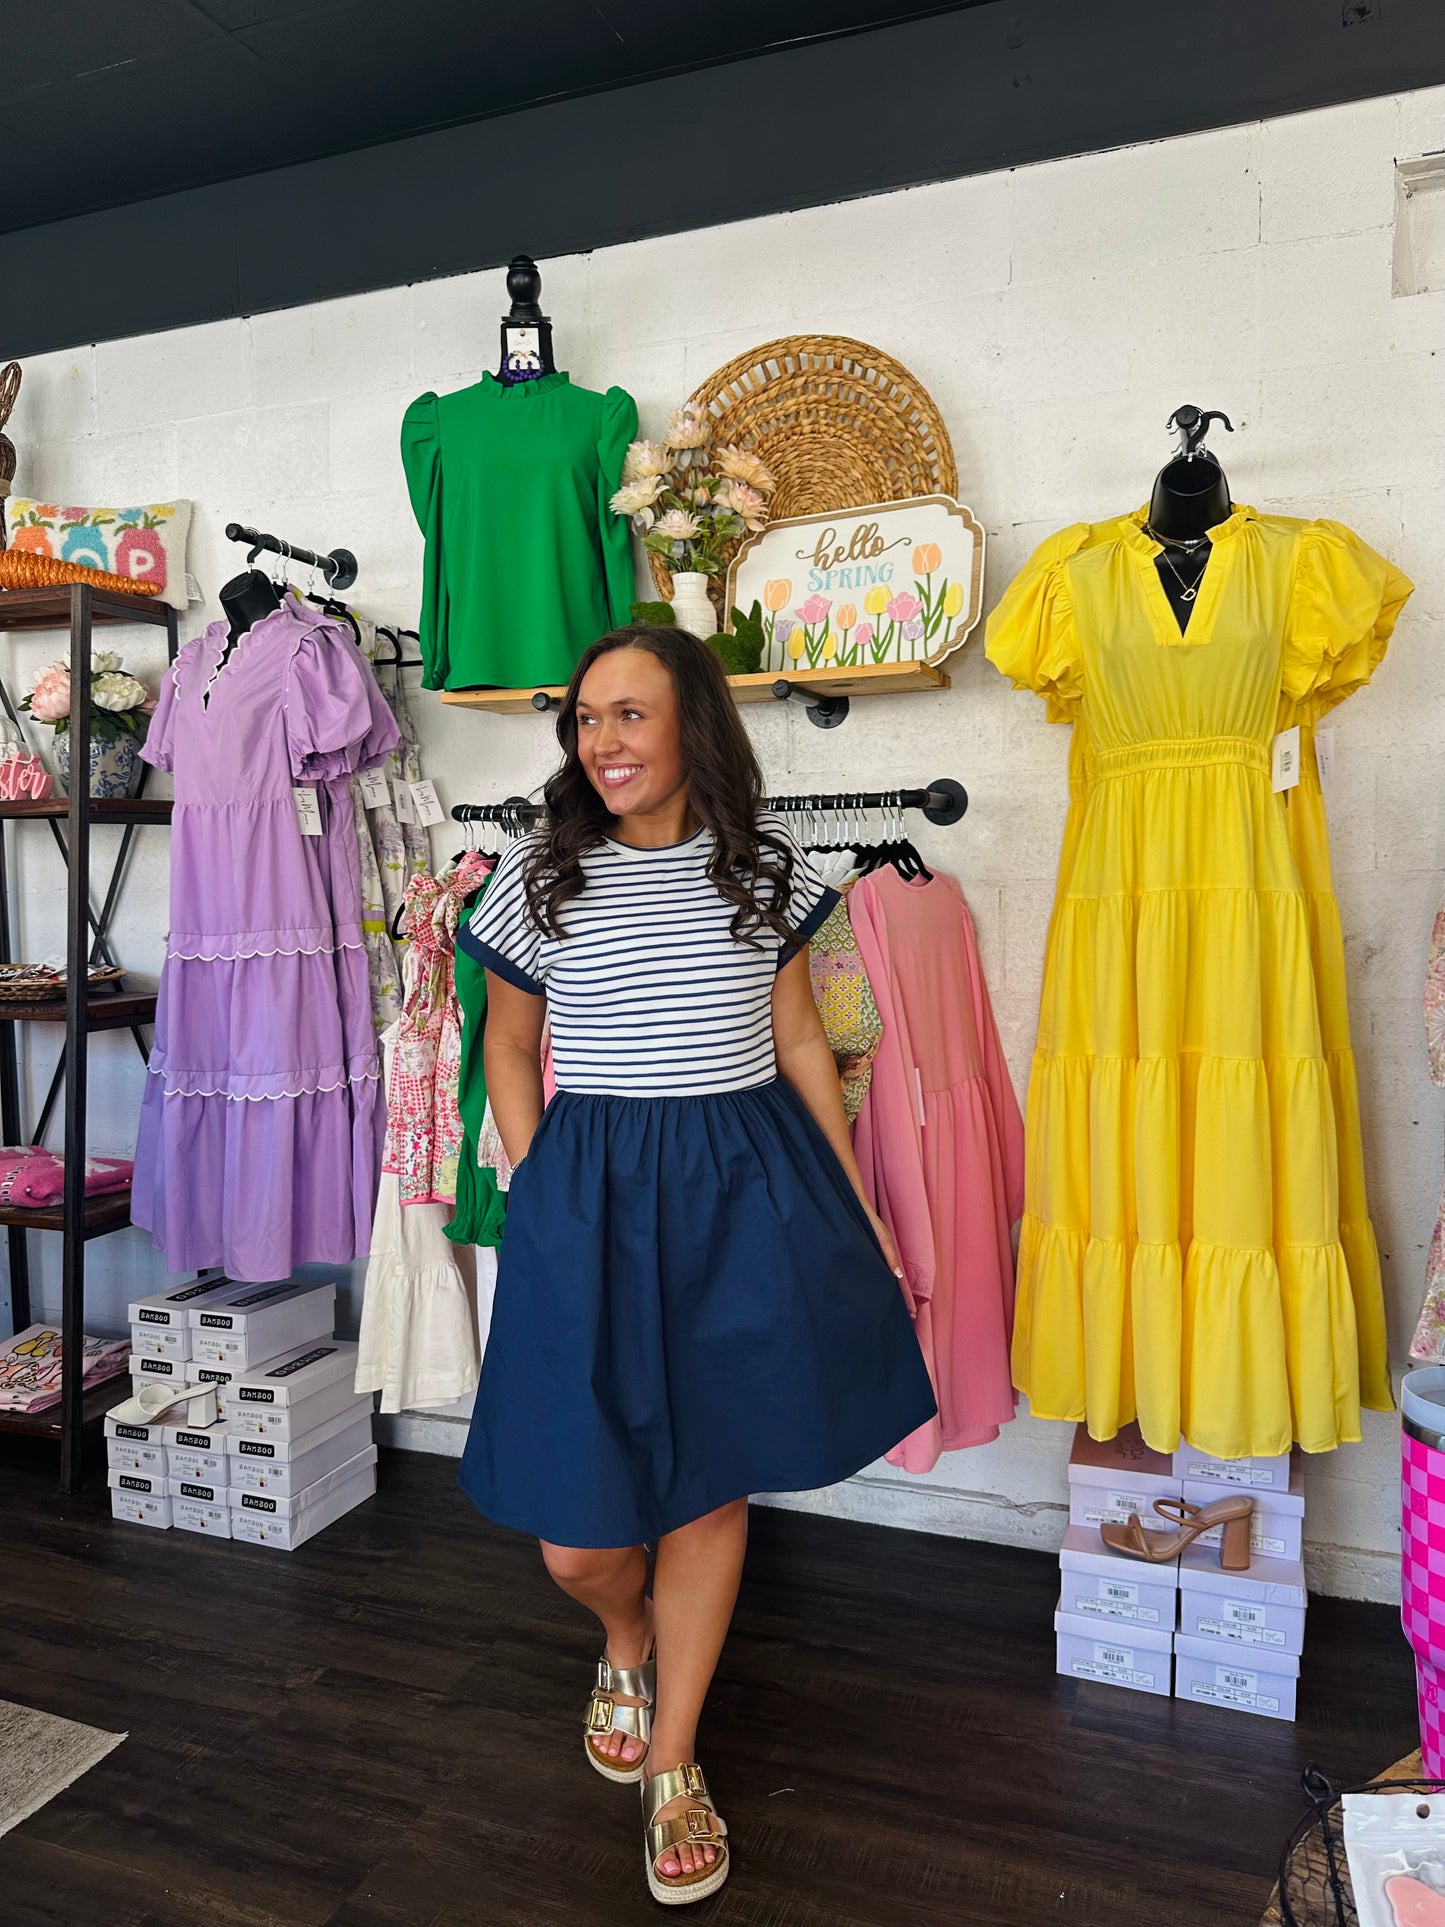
(451, 779, 969, 830)
(224, 522, 358, 591)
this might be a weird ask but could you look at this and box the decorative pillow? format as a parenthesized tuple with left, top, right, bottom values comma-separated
(6, 499, 193, 610)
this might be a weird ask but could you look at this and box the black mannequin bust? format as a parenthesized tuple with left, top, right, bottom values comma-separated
(496, 255, 557, 385)
(211, 567, 284, 690)
(1146, 406, 1234, 631)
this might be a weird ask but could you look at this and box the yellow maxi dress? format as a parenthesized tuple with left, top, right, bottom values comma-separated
(986, 505, 1412, 1458)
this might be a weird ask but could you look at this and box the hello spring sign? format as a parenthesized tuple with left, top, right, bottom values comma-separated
(726, 494, 985, 674)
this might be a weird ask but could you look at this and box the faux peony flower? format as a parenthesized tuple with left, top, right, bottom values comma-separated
(621, 439, 672, 482)
(93, 672, 149, 712)
(653, 508, 700, 541)
(91, 650, 121, 675)
(27, 664, 71, 723)
(664, 407, 710, 451)
(715, 445, 776, 493)
(610, 475, 666, 519)
(717, 480, 767, 529)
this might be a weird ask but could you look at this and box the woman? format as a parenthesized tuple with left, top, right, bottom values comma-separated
(456, 623, 935, 1905)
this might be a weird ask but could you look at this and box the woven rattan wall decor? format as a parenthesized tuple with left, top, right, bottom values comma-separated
(0, 363, 20, 553)
(646, 334, 957, 610)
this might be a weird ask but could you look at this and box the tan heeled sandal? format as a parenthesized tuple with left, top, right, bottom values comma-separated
(1100, 1493, 1254, 1571)
(642, 1763, 730, 1906)
(584, 1646, 655, 1784)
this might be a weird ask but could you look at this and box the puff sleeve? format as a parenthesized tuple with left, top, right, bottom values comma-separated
(283, 626, 401, 783)
(400, 390, 451, 691)
(140, 646, 187, 773)
(457, 836, 545, 995)
(1282, 519, 1413, 717)
(598, 385, 640, 626)
(984, 524, 1090, 723)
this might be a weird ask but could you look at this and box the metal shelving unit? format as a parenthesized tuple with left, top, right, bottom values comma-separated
(0, 583, 178, 1491)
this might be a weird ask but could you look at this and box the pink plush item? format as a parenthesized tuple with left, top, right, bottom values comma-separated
(0, 1147, 132, 1209)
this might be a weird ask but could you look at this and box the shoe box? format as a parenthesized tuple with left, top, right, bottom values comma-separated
(228, 1405, 375, 1497)
(167, 1474, 233, 1537)
(104, 1410, 169, 1477)
(1053, 1607, 1173, 1698)
(163, 1419, 230, 1486)
(1065, 1424, 1181, 1537)
(187, 1281, 336, 1371)
(1173, 1634, 1300, 1722)
(108, 1464, 172, 1528)
(1183, 1453, 1305, 1563)
(126, 1276, 243, 1364)
(230, 1445, 378, 1550)
(1057, 1524, 1178, 1632)
(1171, 1443, 1292, 1492)
(1178, 1542, 1306, 1656)
(218, 1340, 362, 1440)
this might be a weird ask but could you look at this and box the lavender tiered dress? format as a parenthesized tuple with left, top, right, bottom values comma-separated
(132, 597, 400, 1282)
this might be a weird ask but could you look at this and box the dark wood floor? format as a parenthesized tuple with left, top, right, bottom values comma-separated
(0, 1441, 1418, 1927)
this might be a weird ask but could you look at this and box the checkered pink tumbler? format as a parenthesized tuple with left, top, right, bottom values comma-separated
(1401, 1368, 1445, 1775)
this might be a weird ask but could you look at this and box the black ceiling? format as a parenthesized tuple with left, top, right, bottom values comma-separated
(0, 0, 980, 234)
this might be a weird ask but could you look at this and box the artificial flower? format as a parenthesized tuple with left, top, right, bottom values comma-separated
(653, 508, 701, 541)
(93, 672, 149, 712)
(609, 475, 666, 518)
(913, 542, 942, 576)
(715, 444, 777, 493)
(664, 407, 710, 451)
(718, 479, 768, 529)
(26, 664, 71, 723)
(91, 650, 121, 675)
(621, 439, 672, 482)
(764, 578, 792, 612)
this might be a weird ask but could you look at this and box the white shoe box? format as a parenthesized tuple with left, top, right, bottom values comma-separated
(229, 1446, 378, 1550)
(166, 1474, 232, 1537)
(1054, 1603, 1173, 1697)
(106, 1434, 167, 1477)
(1184, 1455, 1304, 1562)
(229, 1407, 374, 1497)
(1172, 1444, 1293, 1491)
(1173, 1632, 1299, 1721)
(111, 1485, 171, 1528)
(1058, 1524, 1178, 1631)
(164, 1420, 230, 1486)
(129, 1320, 191, 1363)
(188, 1281, 336, 1370)
(1067, 1423, 1181, 1536)
(129, 1352, 190, 1388)
(126, 1275, 237, 1334)
(1178, 1544, 1306, 1657)
(108, 1465, 168, 1514)
(220, 1341, 364, 1440)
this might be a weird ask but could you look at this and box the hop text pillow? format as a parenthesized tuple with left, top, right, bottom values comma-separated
(6, 499, 193, 610)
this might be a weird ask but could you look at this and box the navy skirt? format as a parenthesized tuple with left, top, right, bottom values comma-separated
(459, 1078, 936, 1548)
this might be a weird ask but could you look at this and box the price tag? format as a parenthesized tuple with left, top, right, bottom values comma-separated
(410, 779, 445, 828)
(1315, 727, 1337, 796)
(358, 767, 390, 809)
(1271, 726, 1301, 793)
(292, 786, 323, 836)
(391, 778, 416, 824)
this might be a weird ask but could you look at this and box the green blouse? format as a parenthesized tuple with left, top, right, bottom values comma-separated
(401, 372, 638, 690)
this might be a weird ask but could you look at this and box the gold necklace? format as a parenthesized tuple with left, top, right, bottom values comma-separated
(1156, 545, 1207, 603)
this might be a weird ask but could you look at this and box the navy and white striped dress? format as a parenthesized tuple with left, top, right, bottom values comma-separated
(455, 817, 936, 1547)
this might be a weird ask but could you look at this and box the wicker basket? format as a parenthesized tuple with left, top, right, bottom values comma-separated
(0, 966, 125, 1001)
(0, 362, 18, 554)
(647, 334, 957, 616)
(0, 549, 158, 597)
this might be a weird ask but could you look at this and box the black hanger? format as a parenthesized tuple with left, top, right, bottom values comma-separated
(304, 585, 362, 648)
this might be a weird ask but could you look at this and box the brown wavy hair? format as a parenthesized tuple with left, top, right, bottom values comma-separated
(522, 623, 799, 946)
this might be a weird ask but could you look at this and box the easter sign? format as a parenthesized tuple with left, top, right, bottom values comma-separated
(726, 495, 985, 674)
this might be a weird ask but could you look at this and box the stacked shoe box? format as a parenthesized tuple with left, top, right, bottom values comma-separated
(1054, 1425, 1181, 1698)
(110, 1280, 375, 1544)
(1170, 1444, 1306, 1722)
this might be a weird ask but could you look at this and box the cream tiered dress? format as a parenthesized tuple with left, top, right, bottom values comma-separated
(986, 506, 1411, 1459)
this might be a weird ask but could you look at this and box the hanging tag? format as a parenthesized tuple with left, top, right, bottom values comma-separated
(358, 767, 390, 810)
(391, 778, 416, 824)
(1315, 728, 1337, 797)
(410, 778, 445, 828)
(1271, 726, 1301, 793)
(292, 786, 323, 836)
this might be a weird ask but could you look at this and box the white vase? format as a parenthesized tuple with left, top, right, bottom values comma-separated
(669, 571, 717, 639)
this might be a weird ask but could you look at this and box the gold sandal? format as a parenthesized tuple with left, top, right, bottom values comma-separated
(642, 1762, 730, 1906)
(584, 1645, 655, 1784)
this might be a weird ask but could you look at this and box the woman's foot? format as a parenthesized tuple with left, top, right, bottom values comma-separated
(643, 1761, 730, 1900)
(585, 1597, 655, 1774)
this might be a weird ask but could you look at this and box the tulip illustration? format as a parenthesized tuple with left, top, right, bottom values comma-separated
(863, 585, 889, 616)
(943, 580, 964, 618)
(855, 622, 874, 653)
(822, 631, 838, 662)
(787, 628, 806, 663)
(885, 590, 923, 624)
(913, 542, 942, 576)
(797, 593, 832, 625)
(764, 577, 792, 611)
(836, 603, 857, 633)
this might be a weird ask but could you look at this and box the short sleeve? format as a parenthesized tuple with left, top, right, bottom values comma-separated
(984, 524, 1090, 723)
(140, 647, 188, 773)
(759, 816, 841, 965)
(400, 390, 451, 691)
(1282, 519, 1414, 716)
(598, 385, 640, 626)
(457, 839, 545, 995)
(282, 624, 401, 782)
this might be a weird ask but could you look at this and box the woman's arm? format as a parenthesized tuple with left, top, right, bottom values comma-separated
(772, 948, 905, 1280)
(483, 970, 547, 1169)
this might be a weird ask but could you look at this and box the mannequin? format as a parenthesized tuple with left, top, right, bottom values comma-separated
(210, 566, 284, 696)
(1145, 405, 1234, 631)
(496, 255, 557, 385)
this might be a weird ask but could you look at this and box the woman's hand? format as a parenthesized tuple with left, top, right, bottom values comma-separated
(867, 1204, 905, 1284)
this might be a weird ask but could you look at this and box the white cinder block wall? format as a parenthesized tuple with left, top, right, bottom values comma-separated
(8, 87, 1445, 1601)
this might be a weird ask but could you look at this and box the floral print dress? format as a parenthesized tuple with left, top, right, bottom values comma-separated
(1412, 896, 1445, 1360)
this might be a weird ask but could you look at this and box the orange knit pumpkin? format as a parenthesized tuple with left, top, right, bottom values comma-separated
(0, 551, 159, 596)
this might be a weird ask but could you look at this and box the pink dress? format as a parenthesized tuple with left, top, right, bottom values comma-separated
(850, 867, 1025, 1471)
